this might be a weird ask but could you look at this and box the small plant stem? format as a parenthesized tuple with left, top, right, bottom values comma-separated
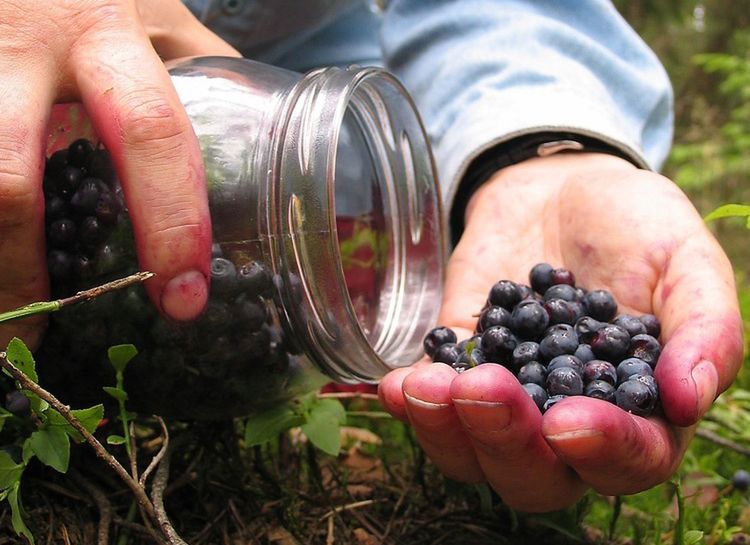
(696, 427, 750, 456)
(151, 444, 188, 545)
(139, 418, 169, 487)
(674, 477, 685, 545)
(0, 271, 154, 325)
(609, 495, 622, 541)
(69, 469, 112, 545)
(0, 353, 159, 529)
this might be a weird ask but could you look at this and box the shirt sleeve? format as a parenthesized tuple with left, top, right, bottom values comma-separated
(379, 0, 674, 209)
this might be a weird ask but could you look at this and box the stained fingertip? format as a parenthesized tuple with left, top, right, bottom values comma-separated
(377, 366, 416, 422)
(159, 269, 209, 321)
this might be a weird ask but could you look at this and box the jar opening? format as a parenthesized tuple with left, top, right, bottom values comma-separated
(273, 67, 445, 382)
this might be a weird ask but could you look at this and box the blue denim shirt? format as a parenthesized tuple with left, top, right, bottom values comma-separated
(184, 0, 673, 210)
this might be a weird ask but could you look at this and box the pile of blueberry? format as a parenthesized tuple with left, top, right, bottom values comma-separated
(34, 139, 299, 419)
(423, 263, 662, 416)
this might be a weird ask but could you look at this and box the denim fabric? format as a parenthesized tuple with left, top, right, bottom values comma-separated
(183, 0, 673, 208)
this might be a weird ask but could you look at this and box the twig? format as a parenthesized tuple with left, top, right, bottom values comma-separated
(0, 271, 154, 324)
(140, 417, 169, 487)
(696, 427, 750, 456)
(319, 499, 387, 521)
(69, 469, 112, 545)
(0, 353, 158, 525)
(151, 444, 189, 545)
(382, 482, 412, 542)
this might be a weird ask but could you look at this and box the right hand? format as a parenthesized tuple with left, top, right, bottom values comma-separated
(0, 0, 240, 348)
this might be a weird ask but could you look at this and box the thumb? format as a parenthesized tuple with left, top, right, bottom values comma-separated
(136, 0, 242, 59)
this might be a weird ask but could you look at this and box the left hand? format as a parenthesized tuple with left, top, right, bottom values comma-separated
(378, 152, 744, 512)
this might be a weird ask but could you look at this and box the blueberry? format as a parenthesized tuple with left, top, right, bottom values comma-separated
(47, 218, 77, 248)
(517, 361, 547, 387)
(731, 469, 750, 491)
(71, 178, 102, 215)
(639, 314, 661, 339)
(45, 195, 69, 221)
(433, 342, 462, 364)
(5, 391, 31, 418)
(45, 148, 68, 178)
(582, 360, 617, 385)
(237, 327, 273, 360)
(615, 379, 657, 417)
(543, 394, 568, 412)
(210, 257, 239, 296)
(546, 367, 584, 396)
(584, 380, 615, 403)
(543, 284, 578, 303)
(480, 325, 518, 363)
(95, 244, 123, 276)
(616, 358, 653, 384)
(211, 243, 224, 258)
(198, 300, 233, 333)
(67, 138, 94, 168)
(512, 341, 540, 369)
(510, 300, 549, 340)
(582, 290, 618, 322)
(538, 324, 579, 361)
(612, 314, 647, 337)
(78, 216, 106, 247)
(487, 280, 522, 310)
(458, 334, 483, 353)
(627, 334, 661, 368)
(60, 165, 84, 194)
(574, 343, 595, 363)
(456, 347, 486, 367)
(238, 261, 273, 296)
(551, 267, 575, 286)
(476, 305, 511, 333)
(423, 326, 458, 357)
(517, 284, 535, 301)
(590, 324, 630, 362)
(547, 354, 584, 375)
(629, 374, 658, 399)
(523, 383, 548, 411)
(87, 148, 117, 186)
(95, 190, 122, 225)
(544, 298, 583, 326)
(451, 360, 472, 373)
(73, 254, 95, 280)
(47, 250, 73, 281)
(574, 316, 605, 344)
(529, 263, 554, 294)
(150, 317, 187, 347)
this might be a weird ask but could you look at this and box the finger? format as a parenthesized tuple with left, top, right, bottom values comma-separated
(402, 364, 485, 483)
(71, 5, 211, 321)
(652, 223, 744, 426)
(377, 360, 429, 422)
(0, 60, 56, 348)
(136, 0, 242, 59)
(542, 397, 693, 495)
(451, 364, 586, 512)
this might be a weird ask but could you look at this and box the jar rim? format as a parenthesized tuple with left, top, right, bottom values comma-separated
(268, 65, 446, 381)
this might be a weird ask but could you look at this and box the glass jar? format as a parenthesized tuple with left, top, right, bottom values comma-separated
(37, 56, 445, 420)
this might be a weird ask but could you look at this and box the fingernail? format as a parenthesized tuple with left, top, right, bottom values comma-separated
(545, 429, 606, 459)
(160, 269, 209, 322)
(691, 360, 718, 419)
(453, 399, 512, 432)
(403, 392, 452, 428)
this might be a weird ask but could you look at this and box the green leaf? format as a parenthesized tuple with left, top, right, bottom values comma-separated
(5, 338, 37, 383)
(704, 203, 750, 225)
(684, 530, 704, 545)
(47, 405, 104, 442)
(244, 403, 305, 447)
(300, 398, 346, 456)
(27, 393, 47, 416)
(8, 482, 34, 544)
(0, 451, 24, 490)
(29, 428, 70, 473)
(107, 344, 138, 374)
(106, 435, 127, 445)
(103, 386, 128, 403)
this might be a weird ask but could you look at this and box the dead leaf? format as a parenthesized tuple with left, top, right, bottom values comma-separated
(353, 528, 379, 545)
(267, 527, 301, 545)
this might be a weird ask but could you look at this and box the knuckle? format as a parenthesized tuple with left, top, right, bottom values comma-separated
(118, 88, 190, 153)
(0, 137, 41, 228)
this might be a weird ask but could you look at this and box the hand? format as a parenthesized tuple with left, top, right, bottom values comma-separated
(378, 152, 744, 512)
(0, 0, 240, 348)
